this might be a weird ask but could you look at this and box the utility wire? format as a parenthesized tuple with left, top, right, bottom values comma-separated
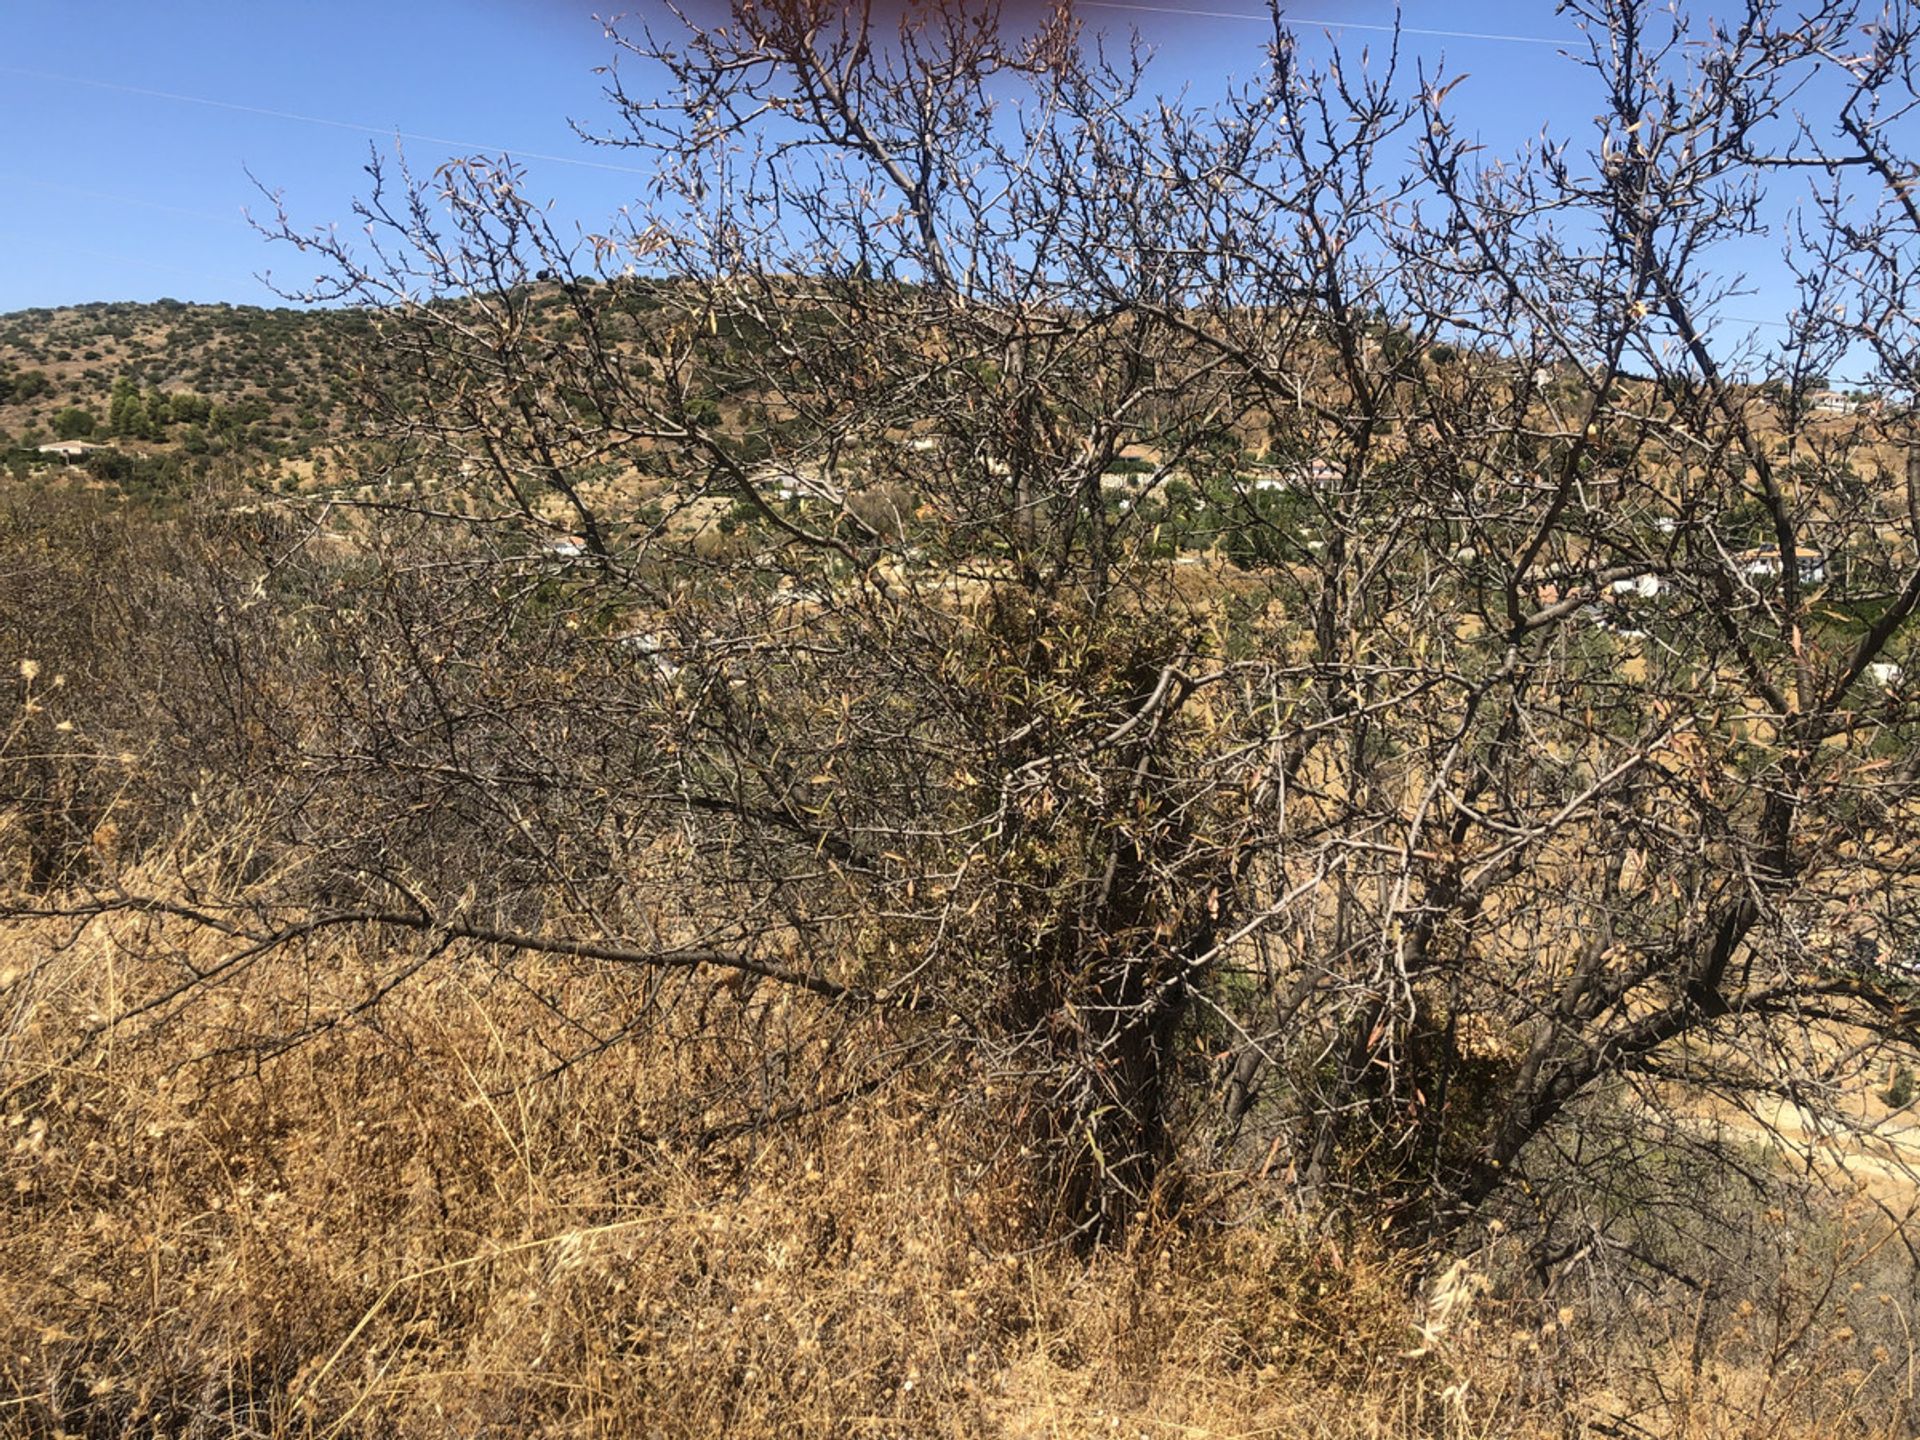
(1078, 3, 1566, 45)
(0, 173, 247, 228)
(0, 35, 1828, 338)
(0, 65, 657, 177)
(0, 224, 250, 289)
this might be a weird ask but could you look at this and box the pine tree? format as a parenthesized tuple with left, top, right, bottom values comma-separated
(107, 378, 143, 438)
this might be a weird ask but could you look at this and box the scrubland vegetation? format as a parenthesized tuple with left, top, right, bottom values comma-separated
(0, 301, 370, 488)
(10, 0, 1920, 1433)
(9, 876, 1920, 1438)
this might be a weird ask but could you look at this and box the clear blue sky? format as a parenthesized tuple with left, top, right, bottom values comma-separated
(0, 1, 1818, 346)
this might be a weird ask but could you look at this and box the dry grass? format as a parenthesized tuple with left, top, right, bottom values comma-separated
(0, 894, 1915, 1439)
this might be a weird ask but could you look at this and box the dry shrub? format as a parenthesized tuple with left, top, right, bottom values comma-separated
(1, 886, 1916, 1440)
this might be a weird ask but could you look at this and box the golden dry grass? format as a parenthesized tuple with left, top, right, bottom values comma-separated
(1, 895, 1915, 1439)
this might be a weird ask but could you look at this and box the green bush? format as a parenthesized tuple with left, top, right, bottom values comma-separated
(1882, 1062, 1914, 1109)
(51, 407, 97, 440)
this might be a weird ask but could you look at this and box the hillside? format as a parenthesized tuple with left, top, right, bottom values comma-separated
(0, 298, 374, 490)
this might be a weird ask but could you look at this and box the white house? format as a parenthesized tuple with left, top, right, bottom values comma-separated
(1286, 458, 1342, 487)
(1608, 573, 1667, 601)
(35, 441, 107, 463)
(1736, 546, 1826, 586)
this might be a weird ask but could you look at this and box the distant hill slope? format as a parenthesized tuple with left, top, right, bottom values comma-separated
(0, 299, 374, 487)
(3, 292, 1882, 509)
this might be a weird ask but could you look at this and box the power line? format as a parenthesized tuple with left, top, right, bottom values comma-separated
(0, 41, 1839, 342)
(0, 224, 256, 291)
(1077, 2, 1566, 45)
(0, 173, 247, 228)
(0, 65, 656, 178)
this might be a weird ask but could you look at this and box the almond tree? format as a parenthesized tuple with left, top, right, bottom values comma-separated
(15, 0, 1920, 1260)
